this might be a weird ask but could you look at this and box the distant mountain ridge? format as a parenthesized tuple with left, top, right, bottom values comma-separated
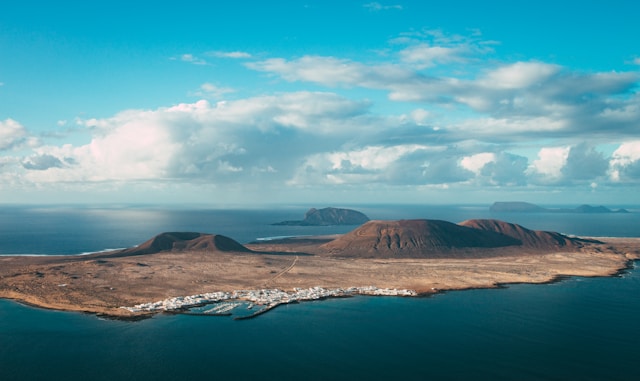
(273, 207, 370, 226)
(490, 202, 629, 214)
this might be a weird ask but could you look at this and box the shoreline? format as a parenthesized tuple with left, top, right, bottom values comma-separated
(1, 237, 638, 320)
(2, 258, 637, 321)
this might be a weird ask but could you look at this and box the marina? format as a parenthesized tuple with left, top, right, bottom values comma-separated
(121, 286, 417, 319)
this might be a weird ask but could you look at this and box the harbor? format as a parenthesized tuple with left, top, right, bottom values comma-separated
(121, 286, 417, 319)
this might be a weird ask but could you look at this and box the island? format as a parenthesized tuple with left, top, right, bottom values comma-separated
(272, 207, 370, 226)
(490, 201, 629, 213)
(0, 218, 638, 319)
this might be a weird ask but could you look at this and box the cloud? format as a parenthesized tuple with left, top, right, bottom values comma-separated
(248, 51, 640, 142)
(247, 55, 448, 104)
(561, 143, 609, 181)
(524, 144, 612, 185)
(9, 91, 640, 195)
(207, 51, 252, 59)
(0, 118, 37, 150)
(452, 117, 568, 138)
(363, 2, 403, 11)
(189, 83, 235, 99)
(247, 55, 411, 87)
(399, 44, 467, 68)
(460, 151, 529, 186)
(480, 153, 529, 186)
(479, 62, 560, 90)
(420, 155, 473, 184)
(288, 144, 478, 186)
(528, 146, 570, 182)
(6, 27, 640, 199)
(22, 154, 65, 170)
(610, 140, 640, 182)
(18, 93, 376, 185)
(172, 53, 207, 65)
(460, 153, 496, 174)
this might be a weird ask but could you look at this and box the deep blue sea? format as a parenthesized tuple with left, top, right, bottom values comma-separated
(1, 204, 639, 380)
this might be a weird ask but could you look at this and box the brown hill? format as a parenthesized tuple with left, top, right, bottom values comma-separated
(320, 219, 521, 258)
(115, 232, 252, 256)
(459, 219, 580, 249)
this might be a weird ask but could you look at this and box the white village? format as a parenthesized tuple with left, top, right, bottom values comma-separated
(122, 286, 417, 319)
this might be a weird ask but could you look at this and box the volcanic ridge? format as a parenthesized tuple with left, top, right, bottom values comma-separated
(114, 232, 251, 256)
(317, 219, 589, 258)
(111, 218, 589, 259)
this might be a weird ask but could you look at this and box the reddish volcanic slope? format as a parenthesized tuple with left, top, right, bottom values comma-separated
(459, 219, 579, 249)
(321, 219, 521, 258)
(115, 232, 252, 256)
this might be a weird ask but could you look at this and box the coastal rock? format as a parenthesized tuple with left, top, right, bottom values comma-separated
(273, 207, 370, 226)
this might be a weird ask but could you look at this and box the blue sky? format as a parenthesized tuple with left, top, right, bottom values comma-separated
(1, 1, 639, 206)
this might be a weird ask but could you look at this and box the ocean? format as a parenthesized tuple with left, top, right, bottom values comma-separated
(1, 205, 639, 380)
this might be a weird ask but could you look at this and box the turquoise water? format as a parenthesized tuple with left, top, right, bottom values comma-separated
(1, 206, 639, 380)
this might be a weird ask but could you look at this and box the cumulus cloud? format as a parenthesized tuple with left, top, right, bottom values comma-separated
(0, 118, 38, 150)
(528, 146, 570, 182)
(460, 153, 496, 174)
(287, 144, 478, 187)
(610, 140, 640, 182)
(524, 144, 612, 185)
(18, 93, 378, 185)
(561, 143, 609, 181)
(289, 144, 429, 185)
(460, 151, 529, 186)
(420, 156, 473, 184)
(480, 153, 529, 186)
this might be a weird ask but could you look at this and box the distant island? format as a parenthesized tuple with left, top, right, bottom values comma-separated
(490, 201, 629, 214)
(272, 207, 370, 226)
(0, 217, 638, 319)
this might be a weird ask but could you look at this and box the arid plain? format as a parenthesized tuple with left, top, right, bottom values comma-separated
(1, 219, 639, 318)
